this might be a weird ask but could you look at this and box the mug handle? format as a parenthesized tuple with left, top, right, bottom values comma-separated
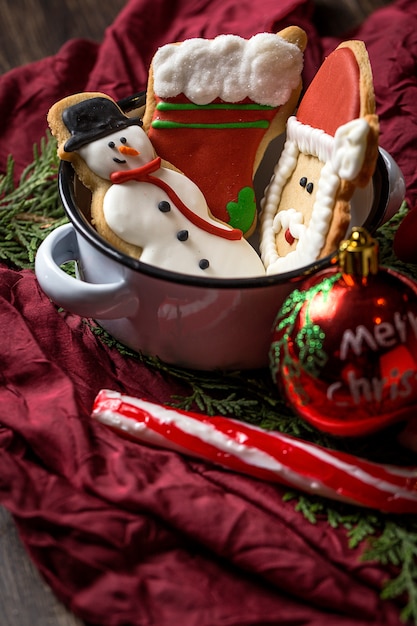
(35, 223, 139, 319)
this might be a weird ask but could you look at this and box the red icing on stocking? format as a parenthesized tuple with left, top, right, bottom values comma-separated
(148, 95, 279, 232)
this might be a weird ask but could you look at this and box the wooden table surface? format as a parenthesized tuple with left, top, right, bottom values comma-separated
(0, 0, 393, 624)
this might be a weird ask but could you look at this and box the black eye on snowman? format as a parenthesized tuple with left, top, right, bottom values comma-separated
(108, 141, 116, 149)
(120, 137, 127, 144)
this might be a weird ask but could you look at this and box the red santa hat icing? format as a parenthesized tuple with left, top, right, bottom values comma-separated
(296, 45, 362, 136)
(292, 42, 376, 183)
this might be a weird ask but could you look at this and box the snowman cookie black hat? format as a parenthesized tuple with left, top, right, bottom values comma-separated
(47, 91, 147, 260)
(63, 96, 142, 152)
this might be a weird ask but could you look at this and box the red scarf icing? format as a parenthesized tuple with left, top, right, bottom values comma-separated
(110, 157, 242, 240)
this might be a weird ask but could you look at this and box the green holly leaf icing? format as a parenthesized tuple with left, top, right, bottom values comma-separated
(226, 186, 256, 234)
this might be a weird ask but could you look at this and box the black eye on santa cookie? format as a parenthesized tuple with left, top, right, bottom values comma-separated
(299, 177, 313, 194)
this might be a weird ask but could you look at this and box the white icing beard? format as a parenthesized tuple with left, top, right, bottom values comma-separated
(272, 208, 305, 241)
(260, 116, 368, 274)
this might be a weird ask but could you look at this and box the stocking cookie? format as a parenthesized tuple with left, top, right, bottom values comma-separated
(142, 27, 307, 236)
(260, 40, 379, 274)
(47, 93, 265, 279)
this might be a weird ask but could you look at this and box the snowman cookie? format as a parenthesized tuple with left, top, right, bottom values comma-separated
(260, 40, 379, 274)
(142, 27, 307, 237)
(47, 92, 266, 279)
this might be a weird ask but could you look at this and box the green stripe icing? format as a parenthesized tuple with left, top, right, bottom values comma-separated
(152, 120, 269, 130)
(156, 102, 274, 111)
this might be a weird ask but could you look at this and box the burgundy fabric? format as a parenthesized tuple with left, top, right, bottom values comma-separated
(0, 1, 416, 624)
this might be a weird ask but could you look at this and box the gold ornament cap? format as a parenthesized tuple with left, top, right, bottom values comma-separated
(338, 227, 379, 277)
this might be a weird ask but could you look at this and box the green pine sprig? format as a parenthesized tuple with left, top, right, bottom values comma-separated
(282, 491, 417, 623)
(366, 521, 417, 623)
(376, 202, 417, 278)
(0, 131, 66, 268)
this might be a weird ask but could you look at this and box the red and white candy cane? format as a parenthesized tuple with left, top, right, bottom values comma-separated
(91, 390, 417, 514)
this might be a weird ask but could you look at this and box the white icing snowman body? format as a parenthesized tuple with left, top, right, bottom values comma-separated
(78, 125, 265, 278)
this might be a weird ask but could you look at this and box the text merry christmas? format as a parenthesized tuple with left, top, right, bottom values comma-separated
(339, 311, 417, 360)
(325, 310, 417, 406)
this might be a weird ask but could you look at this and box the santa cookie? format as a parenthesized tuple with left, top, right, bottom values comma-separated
(142, 27, 307, 237)
(260, 40, 379, 274)
(47, 93, 265, 279)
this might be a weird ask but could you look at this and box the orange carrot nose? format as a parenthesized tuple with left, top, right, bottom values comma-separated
(118, 145, 140, 156)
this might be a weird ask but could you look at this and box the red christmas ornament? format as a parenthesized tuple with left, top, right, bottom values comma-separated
(270, 228, 417, 437)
